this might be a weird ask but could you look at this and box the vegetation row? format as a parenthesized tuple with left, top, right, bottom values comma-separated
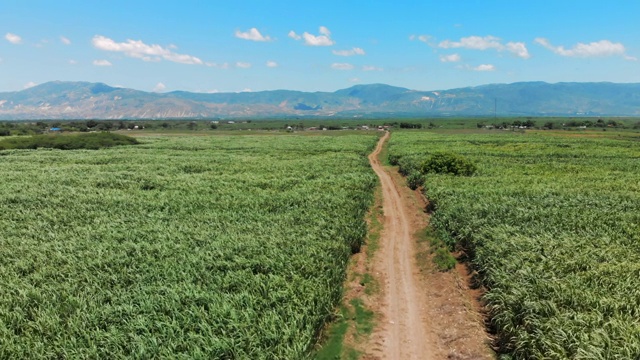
(388, 130, 640, 359)
(0, 134, 379, 358)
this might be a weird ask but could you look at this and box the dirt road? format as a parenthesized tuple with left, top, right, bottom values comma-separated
(364, 132, 493, 360)
(367, 132, 436, 359)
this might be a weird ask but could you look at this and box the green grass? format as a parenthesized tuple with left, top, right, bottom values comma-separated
(314, 306, 351, 360)
(0, 133, 378, 359)
(350, 299, 375, 336)
(389, 130, 640, 358)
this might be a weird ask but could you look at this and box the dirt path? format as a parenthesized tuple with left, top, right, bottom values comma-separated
(364, 132, 494, 360)
(366, 132, 436, 359)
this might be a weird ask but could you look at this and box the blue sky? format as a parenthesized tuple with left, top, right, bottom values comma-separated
(1, 0, 639, 93)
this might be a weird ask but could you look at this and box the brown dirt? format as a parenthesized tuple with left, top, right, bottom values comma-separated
(363, 132, 495, 360)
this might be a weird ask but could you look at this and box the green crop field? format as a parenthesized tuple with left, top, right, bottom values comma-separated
(0, 133, 378, 359)
(388, 130, 640, 359)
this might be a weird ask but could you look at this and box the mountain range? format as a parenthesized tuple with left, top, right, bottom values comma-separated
(1, 81, 639, 120)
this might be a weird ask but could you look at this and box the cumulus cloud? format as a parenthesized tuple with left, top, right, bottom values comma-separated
(5, 33, 22, 44)
(439, 53, 461, 62)
(418, 35, 431, 43)
(534, 38, 633, 60)
(92, 35, 203, 65)
(505, 42, 529, 59)
(235, 62, 251, 68)
(69, 59, 77, 65)
(474, 64, 495, 71)
(409, 34, 431, 44)
(349, 77, 361, 83)
(266, 60, 278, 67)
(438, 35, 530, 59)
(362, 65, 383, 71)
(93, 59, 112, 66)
(290, 26, 335, 46)
(235, 28, 272, 42)
(439, 35, 501, 50)
(331, 63, 354, 70)
(206, 62, 230, 69)
(332, 47, 365, 56)
(288, 31, 301, 40)
(60, 36, 71, 45)
(24, 81, 37, 89)
(153, 82, 166, 92)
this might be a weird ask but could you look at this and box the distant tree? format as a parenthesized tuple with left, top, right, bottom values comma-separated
(86, 120, 99, 128)
(543, 122, 555, 129)
(399, 122, 422, 129)
(96, 122, 113, 131)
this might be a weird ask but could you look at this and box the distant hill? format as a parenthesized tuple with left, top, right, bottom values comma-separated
(1, 81, 639, 119)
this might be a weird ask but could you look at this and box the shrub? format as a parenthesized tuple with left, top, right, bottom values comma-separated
(432, 248, 456, 271)
(421, 152, 477, 176)
(406, 171, 425, 190)
(0, 132, 139, 151)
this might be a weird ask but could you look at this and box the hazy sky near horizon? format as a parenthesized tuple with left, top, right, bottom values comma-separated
(1, 0, 639, 93)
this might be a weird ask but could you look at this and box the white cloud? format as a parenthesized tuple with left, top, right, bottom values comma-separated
(362, 65, 383, 71)
(241, 88, 252, 92)
(474, 64, 495, 71)
(235, 28, 272, 42)
(409, 34, 432, 45)
(153, 82, 166, 92)
(60, 36, 71, 45)
(349, 77, 360, 83)
(534, 38, 632, 59)
(439, 53, 461, 62)
(331, 63, 354, 70)
(206, 62, 230, 69)
(438, 35, 530, 59)
(505, 42, 530, 59)
(69, 59, 77, 65)
(440, 35, 502, 50)
(5, 33, 22, 44)
(332, 47, 365, 56)
(92, 35, 203, 65)
(288, 31, 301, 40)
(236, 62, 251, 68)
(93, 59, 112, 66)
(24, 81, 37, 89)
(266, 60, 278, 68)
(290, 26, 335, 46)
